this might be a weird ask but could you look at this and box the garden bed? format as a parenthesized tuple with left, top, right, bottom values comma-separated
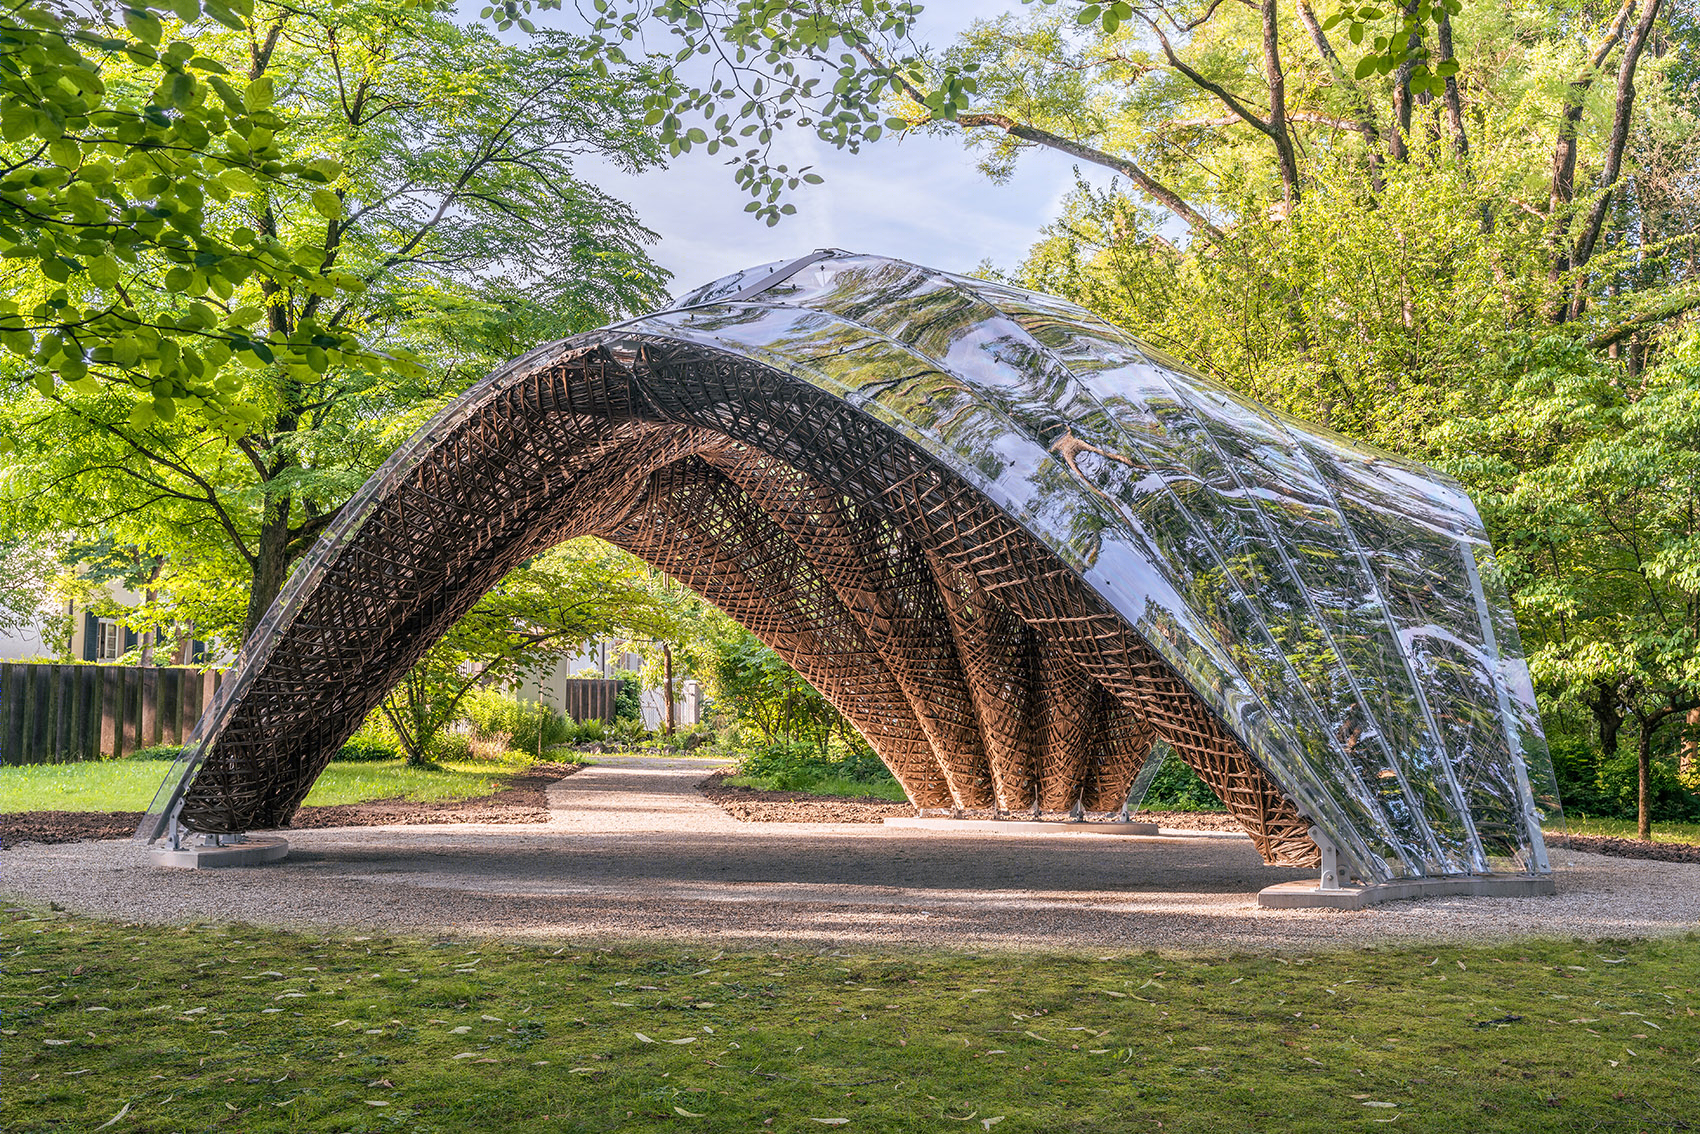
(0, 762, 580, 847)
(697, 770, 914, 823)
(698, 770, 1254, 830)
(1545, 832, 1700, 864)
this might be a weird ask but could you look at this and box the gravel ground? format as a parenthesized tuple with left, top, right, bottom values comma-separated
(3, 755, 1696, 952)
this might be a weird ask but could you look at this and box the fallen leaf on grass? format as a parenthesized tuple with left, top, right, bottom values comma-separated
(366, 1100, 389, 1106)
(667, 1037, 698, 1045)
(94, 1103, 130, 1130)
(983, 1119, 1005, 1130)
(1363, 1102, 1396, 1108)
(635, 1033, 654, 1043)
(809, 1120, 849, 1126)
(674, 1107, 705, 1118)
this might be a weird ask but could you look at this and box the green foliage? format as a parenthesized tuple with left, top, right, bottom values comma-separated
(457, 687, 575, 754)
(555, 718, 608, 746)
(1594, 748, 1700, 823)
(2, 0, 670, 650)
(608, 715, 651, 742)
(551, 0, 979, 226)
(380, 540, 681, 765)
(329, 735, 399, 763)
(736, 739, 893, 792)
(421, 731, 473, 764)
(710, 630, 857, 756)
(1139, 756, 1227, 812)
(612, 671, 643, 723)
(0, 0, 375, 430)
(125, 743, 183, 762)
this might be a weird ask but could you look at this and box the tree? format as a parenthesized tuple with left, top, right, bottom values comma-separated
(1, 0, 373, 426)
(1440, 342, 1700, 839)
(709, 627, 859, 757)
(0, 535, 64, 638)
(379, 539, 681, 763)
(1, 0, 670, 652)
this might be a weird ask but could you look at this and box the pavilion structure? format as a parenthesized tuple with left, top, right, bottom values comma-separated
(140, 251, 1560, 902)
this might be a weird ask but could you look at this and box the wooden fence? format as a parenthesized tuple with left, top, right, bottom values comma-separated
(0, 662, 224, 765)
(557, 678, 618, 723)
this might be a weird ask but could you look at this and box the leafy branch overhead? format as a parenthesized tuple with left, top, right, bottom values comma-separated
(0, 0, 385, 431)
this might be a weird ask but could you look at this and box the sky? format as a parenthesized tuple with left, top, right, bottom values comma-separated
(516, 0, 1110, 296)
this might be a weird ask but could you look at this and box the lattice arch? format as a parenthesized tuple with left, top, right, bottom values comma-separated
(142, 252, 1559, 884)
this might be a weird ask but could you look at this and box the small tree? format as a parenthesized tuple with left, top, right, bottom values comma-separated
(379, 539, 679, 764)
(709, 629, 850, 758)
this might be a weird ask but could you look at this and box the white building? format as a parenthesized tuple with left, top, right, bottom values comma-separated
(515, 640, 702, 729)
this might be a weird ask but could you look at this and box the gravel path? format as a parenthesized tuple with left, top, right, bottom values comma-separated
(4, 755, 1696, 952)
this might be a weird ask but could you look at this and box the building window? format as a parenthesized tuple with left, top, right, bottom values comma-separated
(96, 620, 122, 661)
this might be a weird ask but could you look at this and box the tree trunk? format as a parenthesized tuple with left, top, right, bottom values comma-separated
(1590, 681, 1623, 756)
(242, 492, 293, 644)
(1565, 0, 1663, 318)
(1637, 723, 1653, 840)
(1682, 708, 1699, 779)
(1260, 0, 1300, 207)
(663, 643, 675, 736)
(1387, 0, 1420, 162)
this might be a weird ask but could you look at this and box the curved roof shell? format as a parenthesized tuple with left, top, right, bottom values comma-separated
(142, 251, 1557, 885)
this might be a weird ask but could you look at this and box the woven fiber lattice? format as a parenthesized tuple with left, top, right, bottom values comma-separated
(159, 336, 1315, 867)
(152, 252, 1553, 883)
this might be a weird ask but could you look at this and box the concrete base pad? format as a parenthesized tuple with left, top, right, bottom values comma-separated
(150, 835, 289, 870)
(1259, 872, 1556, 909)
(885, 817, 1162, 837)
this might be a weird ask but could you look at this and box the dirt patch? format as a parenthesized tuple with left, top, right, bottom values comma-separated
(697, 771, 913, 824)
(1546, 833, 1700, 864)
(0, 810, 145, 847)
(0, 762, 582, 848)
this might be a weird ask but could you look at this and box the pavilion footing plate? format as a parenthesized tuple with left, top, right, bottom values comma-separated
(150, 835, 289, 870)
(1258, 872, 1555, 910)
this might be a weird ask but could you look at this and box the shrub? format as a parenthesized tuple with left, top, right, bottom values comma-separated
(332, 735, 401, 762)
(1546, 734, 1612, 816)
(457, 687, 574, 754)
(1593, 749, 1700, 823)
(561, 718, 608, 744)
(611, 716, 651, 742)
(126, 744, 183, 761)
(737, 740, 894, 791)
(425, 732, 474, 763)
(1139, 756, 1226, 811)
(613, 672, 643, 723)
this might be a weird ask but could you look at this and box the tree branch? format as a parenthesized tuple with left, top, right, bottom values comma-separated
(1567, 0, 1663, 316)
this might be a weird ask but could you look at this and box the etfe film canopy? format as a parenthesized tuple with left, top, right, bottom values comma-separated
(142, 251, 1558, 885)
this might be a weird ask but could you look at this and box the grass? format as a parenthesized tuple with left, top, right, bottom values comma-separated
(719, 773, 910, 802)
(1550, 815, 1700, 845)
(0, 752, 544, 814)
(3, 910, 1696, 1133)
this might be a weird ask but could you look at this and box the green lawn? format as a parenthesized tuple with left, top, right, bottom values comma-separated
(719, 772, 910, 802)
(3, 910, 1695, 1133)
(1548, 816, 1700, 845)
(0, 753, 542, 814)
